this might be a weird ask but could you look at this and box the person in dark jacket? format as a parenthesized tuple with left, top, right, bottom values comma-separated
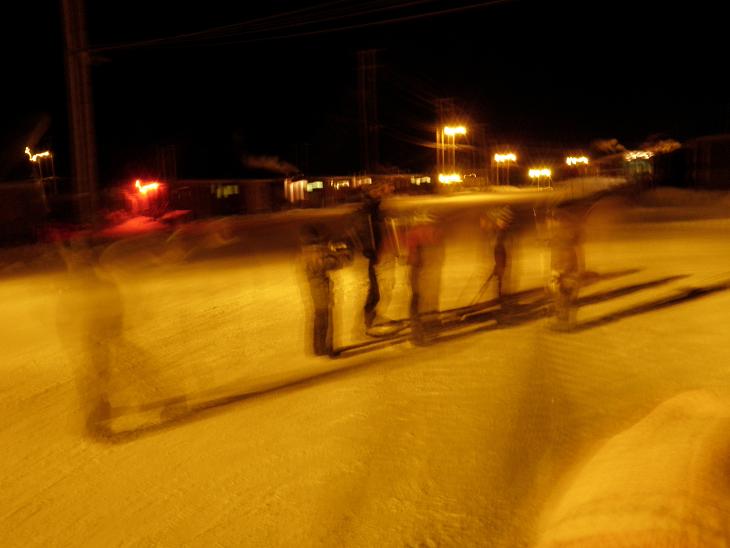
(480, 205, 515, 302)
(353, 182, 393, 329)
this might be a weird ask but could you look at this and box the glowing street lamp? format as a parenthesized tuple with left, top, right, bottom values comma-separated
(438, 173, 463, 184)
(24, 146, 54, 180)
(528, 167, 552, 189)
(494, 152, 517, 185)
(443, 126, 467, 137)
(565, 156, 589, 166)
(135, 179, 161, 195)
(25, 146, 51, 162)
(624, 150, 653, 161)
(494, 153, 517, 163)
(437, 125, 467, 174)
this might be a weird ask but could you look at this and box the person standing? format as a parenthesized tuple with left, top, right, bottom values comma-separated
(547, 204, 585, 330)
(354, 182, 393, 329)
(300, 224, 351, 356)
(405, 211, 442, 345)
(479, 205, 515, 302)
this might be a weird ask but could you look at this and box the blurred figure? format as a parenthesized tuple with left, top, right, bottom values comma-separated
(352, 182, 394, 329)
(300, 224, 352, 356)
(547, 203, 586, 330)
(405, 211, 443, 345)
(479, 205, 515, 303)
(56, 233, 188, 437)
(55, 234, 120, 436)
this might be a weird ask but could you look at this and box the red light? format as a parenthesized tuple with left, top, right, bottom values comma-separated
(135, 179, 161, 195)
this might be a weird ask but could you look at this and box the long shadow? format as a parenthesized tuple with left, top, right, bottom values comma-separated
(441, 268, 641, 319)
(336, 273, 687, 353)
(97, 270, 702, 443)
(573, 279, 730, 332)
(94, 338, 427, 444)
(576, 275, 688, 306)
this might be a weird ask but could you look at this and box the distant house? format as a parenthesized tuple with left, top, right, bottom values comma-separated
(168, 179, 285, 218)
(283, 173, 433, 207)
(592, 152, 652, 184)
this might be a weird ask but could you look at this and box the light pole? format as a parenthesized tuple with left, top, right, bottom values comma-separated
(565, 156, 589, 195)
(443, 125, 466, 173)
(494, 152, 517, 185)
(62, 0, 98, 224)
(528, 167, 552, 190)
(566, 155, 589, 176)
(436, 128, 444, 173)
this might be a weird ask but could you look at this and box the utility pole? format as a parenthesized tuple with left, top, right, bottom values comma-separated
(358, 50, 379, 174)
(157, 144, 177, 181)
(435, 98, 455, 173)
(61, 0, 97, 224)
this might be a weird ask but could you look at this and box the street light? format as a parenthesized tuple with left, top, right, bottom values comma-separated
(565, 156, 589, 166)
(528, 167, 552, 190)
(437, 125, 467, 174)
(494, 152, 517, 185)
(443, 126, 467, 137)
(135, 179, 161, 195)
(624, 150, 653, 161)
(565, 156, 590, 185)
(25, 146, 51, 162)
(24, 146, 54, 180)
(438, 173, 463, 184)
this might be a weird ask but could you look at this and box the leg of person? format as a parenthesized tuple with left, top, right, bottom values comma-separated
(84, 335, 113, 437)
(364, 258, 380, 328)
(309, 276, 332, 355)
(324, 279, 334, 356)
(313, 307, 330, 355)
(409, 265, 426, 345)
(563, 272, 581, 326)
(552, 273, 578, 330)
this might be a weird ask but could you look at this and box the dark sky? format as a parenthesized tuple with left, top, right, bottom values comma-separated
(3, 0, 728, 183)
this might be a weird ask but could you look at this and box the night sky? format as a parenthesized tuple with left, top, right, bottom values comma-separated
(3, 0, 727, 184)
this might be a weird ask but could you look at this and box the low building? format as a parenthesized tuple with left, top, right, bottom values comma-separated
(168, 179, 285, 218)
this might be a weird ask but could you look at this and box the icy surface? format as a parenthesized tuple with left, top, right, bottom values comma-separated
(2, 209, 730, 547)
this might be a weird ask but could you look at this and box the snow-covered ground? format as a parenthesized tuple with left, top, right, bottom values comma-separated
(2, 199, 730, 547)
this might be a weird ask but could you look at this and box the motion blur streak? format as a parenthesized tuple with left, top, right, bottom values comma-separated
(3, 185, 730, 546)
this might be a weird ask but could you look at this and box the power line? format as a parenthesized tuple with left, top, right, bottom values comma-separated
(87, 0, 368, 52)
(89, 0, 515, 53)
(89, 0, 435, 52)
(183, 0, 440, 44)
(173, 0, 517, 48)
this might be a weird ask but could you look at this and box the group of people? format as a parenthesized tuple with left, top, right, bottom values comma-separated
(300, 182, 398, 356)
(301, 183, 590, 356)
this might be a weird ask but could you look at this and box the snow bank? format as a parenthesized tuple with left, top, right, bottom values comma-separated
(536, 390, 730, 547)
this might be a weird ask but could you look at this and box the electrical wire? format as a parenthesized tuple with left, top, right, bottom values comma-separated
(89, 0, 515, 52)
(89, 0, 438, 51)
